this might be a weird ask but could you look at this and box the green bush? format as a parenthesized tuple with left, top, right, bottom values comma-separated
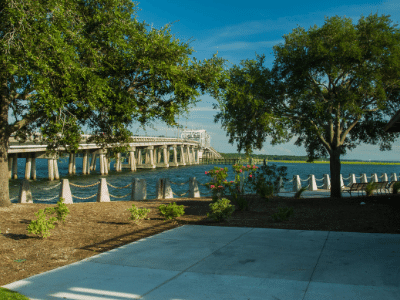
(207, 198, 235, 222)
(158, 202, 185, 220)
(27, 209, 57, 238)
(365, 182, 376, 196)
(392, 182, 400, 194)
(26, 198, 70, 238)
(127, 204, 151, 224)
(228, 186, 248, 211)
(54, 198, 70, 223)
(294, 187, 307, 199)
(271, 207, 294, 222)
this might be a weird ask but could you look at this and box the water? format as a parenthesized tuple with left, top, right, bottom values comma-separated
(8, 159, 400, 203)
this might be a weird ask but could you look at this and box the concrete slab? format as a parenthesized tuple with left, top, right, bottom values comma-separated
(4, 261, 179, 300)
(149, 224, 253, 243)
(86, 237, 226, 271)
(186, 244, 320, 281)
(3, 226, 400, 300)
(304, 282, 400, 300)
(143, 272, 308, 300)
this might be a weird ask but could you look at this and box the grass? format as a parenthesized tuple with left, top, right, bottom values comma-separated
(0, 287, 30, 300)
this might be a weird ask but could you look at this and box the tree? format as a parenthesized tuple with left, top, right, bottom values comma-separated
(0, 0, 225, 207)
(215, 14, 400, 197)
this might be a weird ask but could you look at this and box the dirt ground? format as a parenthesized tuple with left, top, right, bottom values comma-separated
(1, 194, 399, 286)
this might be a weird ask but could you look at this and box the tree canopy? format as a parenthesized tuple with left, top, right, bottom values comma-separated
(0, 0, 225, 207)
(215, 14, 400, 197)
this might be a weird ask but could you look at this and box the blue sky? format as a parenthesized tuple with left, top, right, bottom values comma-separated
(132, 0, 400, 161)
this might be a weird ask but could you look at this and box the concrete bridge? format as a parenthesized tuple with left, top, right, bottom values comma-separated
(7, 135, 222, 181)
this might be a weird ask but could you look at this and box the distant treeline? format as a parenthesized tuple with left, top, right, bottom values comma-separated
(219, 153, 400, 164)
(219, 153, 326, 161)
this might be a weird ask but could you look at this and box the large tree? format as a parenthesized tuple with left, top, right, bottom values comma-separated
(0, 0, 225, 207)
(215, 14, 400, 197)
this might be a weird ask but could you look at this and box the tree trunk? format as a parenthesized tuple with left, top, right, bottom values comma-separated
(330, 148, 342, 198)
(0, 75, 11, 207)
(0, 143, 10, 207)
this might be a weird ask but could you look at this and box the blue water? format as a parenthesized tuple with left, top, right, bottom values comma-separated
(9, 159, 400, 203)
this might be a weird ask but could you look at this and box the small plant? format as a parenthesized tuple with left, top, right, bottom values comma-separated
(53, 198, 70, 224)
(27, 209, 57, 238)
(271, 207, 294, 222)
(127, 204, 151, 224)
(365, 182, 376, 196)
(294, 187, 307, 199)
(158, 202, 185, 220)
(228, 186, 248, 211)
(207, 198, 235, 222)
(392, 182, 400, 194)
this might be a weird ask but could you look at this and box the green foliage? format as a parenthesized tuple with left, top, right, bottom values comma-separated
(205, 167, 230, 201)
(365, 182, 377, 196)
(127, 204, 151, 224)
(215, 13, 400, 198)
(207, 198, 235, 222)
(228, 187, 248, 211)
(392, 182, 400, 194)
(248, 163, 288, 199)
(0, 0, 226, 207)
(158, 202, 185, 220)
(27, 209, 57, 238)
(294, 187, 307, 199)
(271, 207, 294, 222)
(54, 198, 70, 223)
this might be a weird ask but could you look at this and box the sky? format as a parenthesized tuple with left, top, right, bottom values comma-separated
(131, 0, 400, 161)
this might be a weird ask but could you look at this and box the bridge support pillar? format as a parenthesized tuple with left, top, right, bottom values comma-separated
(137, 149, 142, 166)
(179, 145, 186, 166)
(53, 157, 59, 180)
(90, 153, 97, 171)
(12, 154, 18, 179)
(129, 147, 136, 171)
(99, 152, 105, 175)
(68, 153, 76, 175)
(116, 153, 122, 171)
(83, 150, 88, 174)
(48, 158, 54, 181)
(195, 148, 199, 164)
(31, 154, 36, 180)
(139, 146, 156, 168)
(156, 146, 169, 168)
(25, 155, 32, 180)
(169, 145, 179, 167)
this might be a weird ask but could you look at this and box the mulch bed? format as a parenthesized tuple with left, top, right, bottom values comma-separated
(1, 193, 399, 286)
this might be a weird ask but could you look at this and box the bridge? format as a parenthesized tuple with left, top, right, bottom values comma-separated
(7, 131, 222, 181)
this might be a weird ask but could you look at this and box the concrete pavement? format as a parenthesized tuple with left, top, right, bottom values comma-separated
(3, 225, 400, 299)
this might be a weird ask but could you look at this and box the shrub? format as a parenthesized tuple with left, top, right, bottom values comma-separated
(271, 207, 294, 222)
(54, 198, 70, 224)
(294, 187, 307, 199)
(127, 204, 151, 224)
(365, 182, 376, 196)
(392, 182, 400, 194)
(158, 202, 185, 220)
(207, 198, 235, 222)
(248, 163, 288, 198)
(228, 186, 248, 211)
(27, 209, 57, 238)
